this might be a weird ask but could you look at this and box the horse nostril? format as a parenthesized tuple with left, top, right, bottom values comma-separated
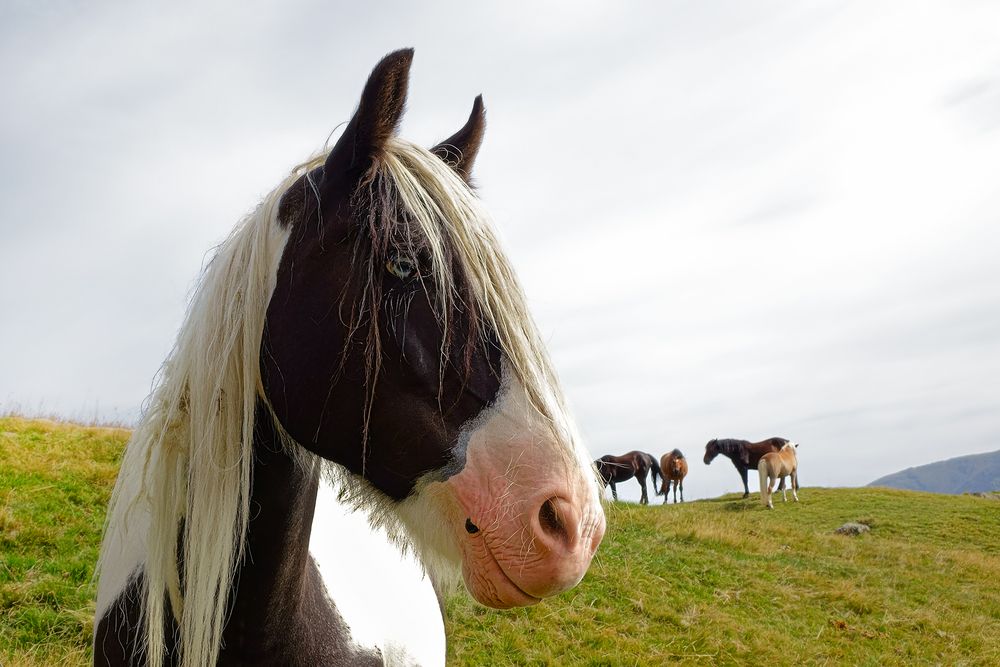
(537, 497, 568, 545)
(465, 518, 480, 534)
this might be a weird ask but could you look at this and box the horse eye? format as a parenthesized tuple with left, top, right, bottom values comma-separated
(386, 255, 417, 280)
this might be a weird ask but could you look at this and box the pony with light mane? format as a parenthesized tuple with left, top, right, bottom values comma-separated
(94, 49, 605, 667)
(758, 443, 800, 509)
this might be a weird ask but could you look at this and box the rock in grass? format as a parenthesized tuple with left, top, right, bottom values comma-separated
(835, 522, 871, 536)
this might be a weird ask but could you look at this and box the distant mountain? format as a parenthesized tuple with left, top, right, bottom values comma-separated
(869, 450, 1000, 494)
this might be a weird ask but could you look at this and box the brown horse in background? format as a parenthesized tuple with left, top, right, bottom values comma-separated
(758, 443, 799, 508)
(659, 449, 688, 504)
(703, 437, 791, 498)
(595, 451, 662, 504)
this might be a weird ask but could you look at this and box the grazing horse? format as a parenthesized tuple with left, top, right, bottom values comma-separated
(594, 451, 661, 505)
(659, 449, 688, 504)
(94, 49, 605, 667)
(703, 437, 790, 498)
(758, 443, 800, 509)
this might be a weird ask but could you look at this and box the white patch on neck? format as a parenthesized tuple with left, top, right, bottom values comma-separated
(309, 475, 446, 667)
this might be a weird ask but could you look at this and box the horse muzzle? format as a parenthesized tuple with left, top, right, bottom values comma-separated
(453, 483, 605, 607)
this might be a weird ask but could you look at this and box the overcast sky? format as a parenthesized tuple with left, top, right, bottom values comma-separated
(2, 1, 999, 501)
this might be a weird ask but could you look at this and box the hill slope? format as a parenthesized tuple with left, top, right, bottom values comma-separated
(446, 489, 1000, 665)
(2, 417, 999, 665)
(0, 417, 126, 667)
(869, 449, 1000, 494)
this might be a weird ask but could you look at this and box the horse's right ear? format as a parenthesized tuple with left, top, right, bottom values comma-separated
(323, 48, 414, 184)
(431, 95, 486, 183)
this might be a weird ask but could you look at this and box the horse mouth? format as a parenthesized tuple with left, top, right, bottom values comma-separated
(463, 536, 542, 608)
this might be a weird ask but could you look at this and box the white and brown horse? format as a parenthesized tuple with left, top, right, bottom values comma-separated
(659, 449, 688, 504)
(94, 49, 605, 667)
(758, 443, 799, 509)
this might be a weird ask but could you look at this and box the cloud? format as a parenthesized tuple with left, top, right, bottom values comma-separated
(2, 2, 1000, 502)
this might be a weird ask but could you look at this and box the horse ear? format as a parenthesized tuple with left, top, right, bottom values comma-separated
(431, 95, 486, 183)
(323, 48, 414, 182)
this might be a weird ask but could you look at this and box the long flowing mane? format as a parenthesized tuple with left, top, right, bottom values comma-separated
(98, 137, 578, 667)
(97, 159, 304, 667)
(377, 138, 570, 427)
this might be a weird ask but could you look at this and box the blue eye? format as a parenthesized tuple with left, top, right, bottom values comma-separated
(386, 255, 417, 279)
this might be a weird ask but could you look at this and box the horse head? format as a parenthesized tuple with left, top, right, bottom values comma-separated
(670, 457, 684, 476)
(703, 438, 719, 464)
(260, 49, 605, 608)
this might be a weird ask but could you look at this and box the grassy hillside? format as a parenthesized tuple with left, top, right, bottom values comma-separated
(870, 449, 1000, 495)
(0, 417, 126, 667)
(2, 417, 999, 666)
(447, 491, 1000, 665)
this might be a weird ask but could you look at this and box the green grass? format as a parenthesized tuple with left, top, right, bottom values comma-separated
(0, 417, 126, 667)
(446, 490, 1000, 666)
(2, 417, 999, 665)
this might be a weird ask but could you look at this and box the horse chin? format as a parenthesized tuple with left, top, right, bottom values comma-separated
(459, 539, 542, 609)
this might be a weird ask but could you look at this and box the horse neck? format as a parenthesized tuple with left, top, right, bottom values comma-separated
(783, 449, 797, 468)
(719, 447, 741, 463)
(221, 402, 321, 651)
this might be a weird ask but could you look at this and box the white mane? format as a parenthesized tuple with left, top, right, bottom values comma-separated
(96, 158, 306, 667)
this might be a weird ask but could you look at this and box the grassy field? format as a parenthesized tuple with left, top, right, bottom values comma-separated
(0, 417, 125, 667)
(446, 491, 1000, 666)
(2, 417, 999, 665)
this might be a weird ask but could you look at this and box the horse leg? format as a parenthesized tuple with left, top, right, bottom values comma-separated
(740, 466, 750, 499)
(781, 476, 788, 502)
(639, 474, 648, 505)
(679, 478, 684, 503)
(758, 463, 769, 508)
(792, 470, 799, 502)
(610, 481, 618, 502)
(767, 476, 775, 509)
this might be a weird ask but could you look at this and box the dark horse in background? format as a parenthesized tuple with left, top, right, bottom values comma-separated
(595, 451, 662, 504)
(703, 437, 791, 498)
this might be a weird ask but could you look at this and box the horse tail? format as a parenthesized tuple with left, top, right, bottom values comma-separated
(758, 458, 770, 506)
(650, 456, 663, 495)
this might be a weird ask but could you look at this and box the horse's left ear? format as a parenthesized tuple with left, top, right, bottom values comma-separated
(431, 95, 486, 183)
(323, 48, 414, 182)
